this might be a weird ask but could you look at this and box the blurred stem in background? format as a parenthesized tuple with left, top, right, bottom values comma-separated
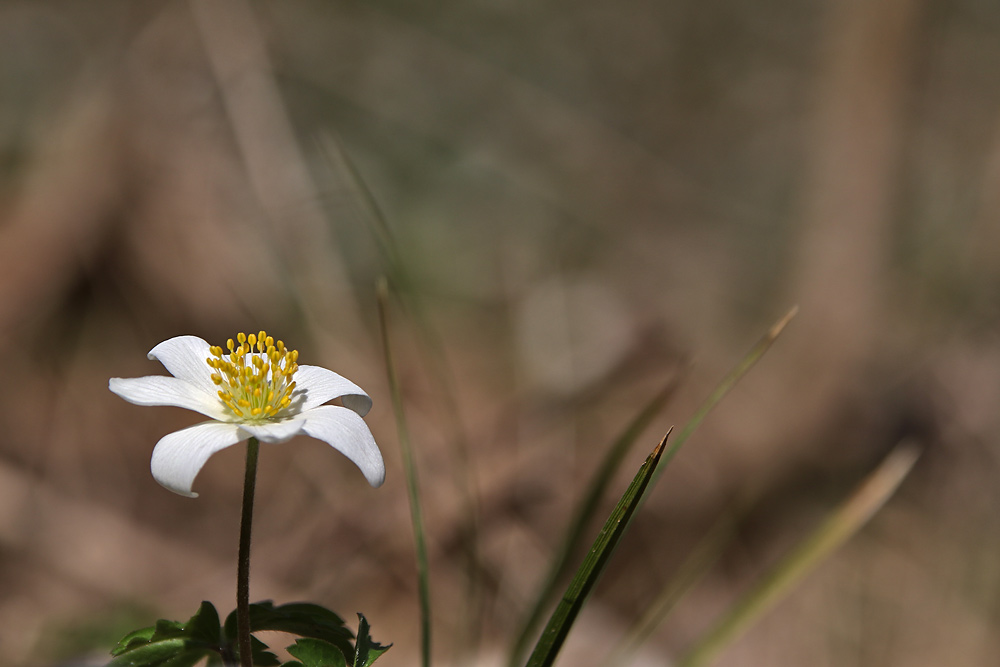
(601, 509, 741, 666)
(378, 279, 432, 667)
(325, 132, 485, 658)
(678, 442, 920, 667)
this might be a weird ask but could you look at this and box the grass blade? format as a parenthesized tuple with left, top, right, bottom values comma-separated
(524, 430, 671, 667)
(508, 372, 685, 667)
(602, 509, 740, 666)
(325, 134, 485, 655)
(677, 442, 921, 667)
(650, 306, 798, 488)
(377, 278, 432, 667)
(514, 306, 796, 666)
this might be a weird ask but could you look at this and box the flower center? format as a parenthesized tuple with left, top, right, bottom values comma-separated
(206, 330, 299, 421)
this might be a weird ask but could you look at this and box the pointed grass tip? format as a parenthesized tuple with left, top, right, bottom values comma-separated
(653, 427, 674, 458)
(767, 305, 799, 340)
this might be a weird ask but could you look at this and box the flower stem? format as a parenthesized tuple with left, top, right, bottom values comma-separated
(237, 437, 260, 667)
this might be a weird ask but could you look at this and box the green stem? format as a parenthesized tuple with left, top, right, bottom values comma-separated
(377, 279, 432, 667)
(237, 437, 260, 667)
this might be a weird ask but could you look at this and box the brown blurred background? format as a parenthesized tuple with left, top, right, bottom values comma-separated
(1, 0, 999, 665)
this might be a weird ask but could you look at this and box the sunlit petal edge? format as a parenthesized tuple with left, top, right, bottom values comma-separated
(294, 365, 373, 416)
(300, 405, 385, 487)
(147, 335, 218, 397)
(109, 376, 230, 421)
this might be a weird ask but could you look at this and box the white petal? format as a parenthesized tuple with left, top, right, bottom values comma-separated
(150, 421, 246, 497)
(299, 406, 385, 487)
(293, 365, 373, 416)
(238, 419, 306, 443)
(109, 376, 230, 421)
(147, 336, 218, 397)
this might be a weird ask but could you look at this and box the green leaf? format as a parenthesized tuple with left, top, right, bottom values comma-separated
(185, 601, 223, 646)
(151, 620, 186, 640)
(353, 614, 391, 667)
(224, 601, 354, 661)
(108, 638, 186, 665)
(248, 636, 281, 667)
(107, 639, 211, 667)
(524, 433, 669, 667)
(111, 626, 158, 656)
(287, 638, 348, 667)
(108, 602, 227, 667)
(156, 650, 216, 667)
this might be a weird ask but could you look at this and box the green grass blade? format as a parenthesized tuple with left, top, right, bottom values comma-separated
(677, 442, 921, 667)
(316, 133, 406, 286)
(377, 278, 432, 667)
(325, 134, 485, 656)
(650, 306, 798, 488)
(524, 431, 671, 667)
(508, 372, 685, 667)
(514, 307, 796, 666)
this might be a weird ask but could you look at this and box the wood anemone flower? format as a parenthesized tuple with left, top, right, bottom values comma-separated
(109, 332, 385, 497)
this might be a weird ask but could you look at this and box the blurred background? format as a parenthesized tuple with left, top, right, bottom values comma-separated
(1, 0, 999, 664)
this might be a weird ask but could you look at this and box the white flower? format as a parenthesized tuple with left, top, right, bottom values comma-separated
(109, 332, 385, 497)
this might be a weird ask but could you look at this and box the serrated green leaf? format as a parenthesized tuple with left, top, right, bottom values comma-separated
(287, 638, 348, 667)
(248, 635, 281, 667)
(224, 601, 354, 661)
(111, 626, 158, 656)
(185, 602, 222, 646)
(352, 615, 390, 667)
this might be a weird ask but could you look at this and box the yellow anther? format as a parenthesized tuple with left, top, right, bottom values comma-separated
(205, 331, 300, 422)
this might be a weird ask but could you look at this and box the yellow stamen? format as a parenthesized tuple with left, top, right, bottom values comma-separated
(205, 330, 300, 422)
